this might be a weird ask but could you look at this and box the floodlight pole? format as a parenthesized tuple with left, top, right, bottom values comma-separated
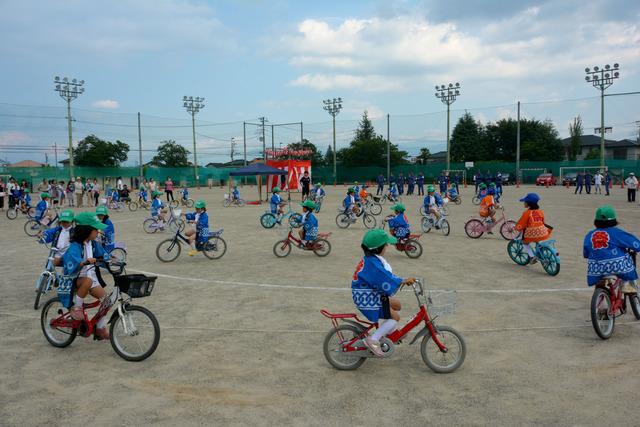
(323, 98, 343, 186)
(54, 76, 84, 180)
(585, 63, 620, 168)
(435, 82, 461, 171)
(183, 96, 205, 188)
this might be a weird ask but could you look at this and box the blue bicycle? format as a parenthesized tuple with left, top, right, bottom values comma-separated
(24, 208, 60, 237)
(34, 246, 62, 310)
(260, 202, 302, 229)
(507, 238, 560, 276)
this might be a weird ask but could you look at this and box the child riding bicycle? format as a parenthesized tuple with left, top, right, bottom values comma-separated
(270, 187, 285, 222)
(185, 199, 209, 256)
(299, 200, 318, 247)
(35, 192, 53, 224)
(151, 190, 167, 227)
(343, 187, 359, 219)
(479, 183, 500, 226)
(515, 193, 551, 265)
(40, 209, 75, 266)
(352, 229, 416, 357)
(385, 203, 410, 239)
(96, 206, 116, 253)
(583, 205, 640, 294)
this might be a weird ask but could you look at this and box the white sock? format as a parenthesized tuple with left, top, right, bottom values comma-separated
(97, 317, 107, 329)
(74, 295, 84, 308)
(371, 319, 398, 341)
(524, 243, 535, 257)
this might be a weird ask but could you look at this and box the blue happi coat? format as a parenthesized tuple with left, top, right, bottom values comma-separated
(351, 256, 403, 322)
(101, 218, 115, 252)
(185, 211, 210, 243)
(270, 193, 282, 214)
(181, 188, 189, 199)
(151, 198, 163, 216)
(423, 193, 443, 208)
(58, 240, 106, 308)
(301, 211, 318, 241)
(583, 227, 640, 286)
(388, 213, 410, 238)
(35, 200, 48, 220)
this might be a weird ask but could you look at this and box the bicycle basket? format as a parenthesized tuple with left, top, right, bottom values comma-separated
(427, 291, 457, 316)
(172, 209, 182, 219)
(115, 274, 157, 298)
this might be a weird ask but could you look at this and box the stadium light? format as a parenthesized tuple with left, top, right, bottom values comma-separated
(435, 82, 462, 171)
(183, 96, 205, 187)
(585, 63, 620, 168)
(53, 75, 85, 180)
(323, 97, 343, 186)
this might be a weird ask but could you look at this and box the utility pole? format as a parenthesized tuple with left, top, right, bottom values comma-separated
(516, 101, 521, 185)
(230, 137, 237, 162)
(435, 82, 461, 171)
(386, 114, 390, 183)
(182, 96, 205, 187)
(322, 98, 343, 185)
(271, 124, 275, 157)
(243, 122, 247, 185)
(259, 117, 267, 161)
(53, 142, 58, 167)
(585, 63, 620, 168)
(137, 112, 143, 180)
(54, 76, 84, 180)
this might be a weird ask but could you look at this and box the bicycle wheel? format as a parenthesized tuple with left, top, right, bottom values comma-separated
(472, 196, 480, 205)
(143, 218, 158, 234)
(404, 239, 423, 259)
(420, 326, 466, 373)
(507, 240, 530, 266)
(6, 208, 17, 220)
(539, 246, 560, 276)
(335, 213, 351, 229)
(440, 219, 451, 236)
(289, 213, 303, 228)
(169, 218, 185, 233)
(128, 201, 138, 212)
(464, 219, 484, 238)
(237, 199, 246, 207)
(110, 305, 160, 362)
(369, 203, 382, 216)
(260, 213, 277, 229)
(323, 324, 366, 370)
(223, 198, 231, 208)
(202, 237, 227, 259)
(363, 214, 377, 229)
(591, 287, 615, 339)
(24, 219, 41, 237)
(109, 248, 127, 265)
(34, 272, 52, 310)
(156, 239, 181, 262)
(169, 200, 179, 208)
(142, 202, 150, 211)
(273, 240, 292, 257)
(500, 220, 519, 240)
(454, 197, 462, 205)
(629, 291, 640, 320)
(419, 206, 426, 216)
(421, 217, 433, 233)
(313, 239, 331, 257)
(441, 205, 450, 216)
(41, 297, 77, 348)
(185, 198, 194, 208)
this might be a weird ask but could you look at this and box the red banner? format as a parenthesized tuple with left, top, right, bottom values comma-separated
(266, 160, 311, 191)
(264, 148, 312, 158)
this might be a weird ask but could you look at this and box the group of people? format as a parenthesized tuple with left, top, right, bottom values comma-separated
(573, 170, 611, 195)
(374, 171, 464, 197)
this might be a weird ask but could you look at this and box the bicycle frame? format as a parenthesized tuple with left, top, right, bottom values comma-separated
(598, 279, 627, 317)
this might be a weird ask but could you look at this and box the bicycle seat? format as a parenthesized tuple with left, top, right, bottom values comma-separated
(321, 310, 358, 319)
(208, 229, 223, 237)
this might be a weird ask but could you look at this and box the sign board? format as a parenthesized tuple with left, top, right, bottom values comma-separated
(465, 162, 474, 168)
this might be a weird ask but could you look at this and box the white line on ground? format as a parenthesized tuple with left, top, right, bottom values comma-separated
(128, 267, 591, 294)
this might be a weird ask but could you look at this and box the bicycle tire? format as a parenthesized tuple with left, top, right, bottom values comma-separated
(507, 240, 530, 266)
(169, 219, 185, 233)
(202, 237, 227, 260)
(6, 208, 17, 220)
(335, 213, 351, 229)
(109, 248, 127, 265)
(539, 246, 560, 276)
(128, 201, 139, 212)
(420, 216, 433, 233)
(143, 218, 158, 234)
(223, 199, 231, 208)
(273, 240, 292, 257)
(24, 219, 41, 237)
(110, 305, 160, 362)
(34, 272, 52, 310)
(156, 239, 181, 262)
(404, 239, 423, 259)
(169, 200, 179, 209)
(464, 219, 484, 238)
(369, 203, 382, 216)
(237, 199, 246, 207)
(591, 287, 615, 339)
(500, 220, 519, 240)
(313, 238, 331, 257)
(472, 196, 480, 205)
(260, 213, 277, 229)
(440, 219, 451, 236)
(454, 197, 462, 205)
(323, 324, 366, 370)
(185, 199, 194, 208)
(363, 214, 377, 229)
(41, 297, 77, 348)
(420, 326, 466, 373)
(629, 292, 640, 320)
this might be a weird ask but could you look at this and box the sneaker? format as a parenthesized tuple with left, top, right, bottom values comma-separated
(621, 282, 637, 294)
(187, 249, 198, 256)
(363, 336, 384, 357)
(95, 327, 110, 340)
(70, 306, 85, 321)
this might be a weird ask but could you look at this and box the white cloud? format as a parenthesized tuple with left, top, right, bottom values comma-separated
(0, 131, 30, 146)
(91, 99, 120, 109)
(290, 74, 404, 92)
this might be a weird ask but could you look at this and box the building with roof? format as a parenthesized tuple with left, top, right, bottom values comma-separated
(8, 160, 45, 167)
(561, 135, 640, 161)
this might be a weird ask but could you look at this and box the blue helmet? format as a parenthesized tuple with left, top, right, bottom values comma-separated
(519, 193, 540, 204)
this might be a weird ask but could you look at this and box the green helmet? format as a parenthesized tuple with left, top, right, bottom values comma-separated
(427, 185, 435, 193)
(595, 205, 616, 221)
(41, 192, 50, 199)
(314, 183, 321, 188)
(95, 205, 108, 216)
(272, 187, 281, 193)
(152, 190, 162, 197)
(194, 199, 206, 209)
(24, 188, 30, 194)
(59, 209, 75, 223)
(362, 228, 397, 249)
(390, 203, 406, 213)
(489, 182, 496, 187)
(300, 200, 316, 210)
(347, 187, 355, 194)
(74, 212, 107, 230)
(479, 183, 487, 190)
(354, 181, 359, 185)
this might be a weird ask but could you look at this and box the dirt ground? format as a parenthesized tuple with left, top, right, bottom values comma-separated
(1, 183, 639, 426)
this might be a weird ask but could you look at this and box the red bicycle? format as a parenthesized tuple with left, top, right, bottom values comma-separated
(321, 280, 466, 373)
(381, 219, 423, 258)
(464, 206, 519, 240)
(273, 228, 332, 257)
(40, 261, 161, 361)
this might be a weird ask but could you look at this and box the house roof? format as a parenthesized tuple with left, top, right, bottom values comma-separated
(430, 151, 447, 158)
(560, 135, 632, 147)
(8, 160, 44, 167)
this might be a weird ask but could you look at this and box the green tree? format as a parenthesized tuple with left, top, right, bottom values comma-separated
(151, 140, 190, 167)
(341, 111, 408, 167)
(74, 134, 129, 166)
(416, 147, 431, 164)
(286, 139, 324, 166)
(324, 145, 334, 165)
(484, 118, 564, 162)
(450, 113, 488, 161)
(567, 116, 583, 161)
(585, 148, 600, 160)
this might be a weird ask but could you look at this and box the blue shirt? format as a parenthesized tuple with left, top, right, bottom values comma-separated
(343, 194, 355, 209)
(62, 241, 106, 276)
(388, 213, 410, 238)
(35, 200, 48, 220)
(351, 256, 403, 322)
(301, 212, 318, 241)
(423, 194, 443, 207)
(181, 188, 189, 199)
(270, 194, 282, 214)
(101, 218, 115, 252)
(151, 198, 163, 216)
(448, 188, 458, 198)
(376, 175, 385, 185)
(583, 227, 640, 286)
(232, 188, 240, 199)
(23, 194, 32, 206)
(417, 175, 425, 185)
(438, 176, 449, 188)
(110, 190, 119, 202)
(185, 211, 210, 243)
(389, 186, 398, 197)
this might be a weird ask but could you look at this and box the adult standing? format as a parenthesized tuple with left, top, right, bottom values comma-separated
(625, 173, 638, 202)
(495, 172, 503, 196)
(149, 178, 157, 193)
(50, 180, 60, 206)
(575, 172, 584, 194)
(0, 177, 5, 211)
(66, 180, 75, 206)
(397, 173, 405, 195)
(604, 171, 611, 196)
(454, 173, 462, 192)
(407, 173, 416, 195)
(165, 177, 175, 202)
(7, 178, 16, 208)
(376, 173, 385, 195)
(438, 171, 449, 195)
(389, 173, 396, 189)
(473, 172, 479, 194)
(74, 177, 84, 207)
(84, 178, 93, 206)
(117, 176, 124, 192)
(92, 178, 100, 206)
(593, 171, 603, 195)
(300, 171, 311, 201)
(584, 171, 592, 194)
(37, 179, 48, 192)
(416, 172, 425, 195)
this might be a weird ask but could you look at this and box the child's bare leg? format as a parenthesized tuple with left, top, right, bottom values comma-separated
(390, 297, 401, 312)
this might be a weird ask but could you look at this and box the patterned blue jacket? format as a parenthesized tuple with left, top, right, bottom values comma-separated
(351, 256, 403, 322)
(583, 227, 640, 286)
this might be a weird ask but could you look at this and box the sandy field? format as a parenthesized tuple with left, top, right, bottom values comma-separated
(1, 183, 639, 426)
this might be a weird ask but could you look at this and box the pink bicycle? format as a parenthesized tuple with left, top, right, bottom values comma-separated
(464, 206, 519, 240)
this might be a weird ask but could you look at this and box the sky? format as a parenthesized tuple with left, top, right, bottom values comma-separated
(0, 0, 639, 165)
